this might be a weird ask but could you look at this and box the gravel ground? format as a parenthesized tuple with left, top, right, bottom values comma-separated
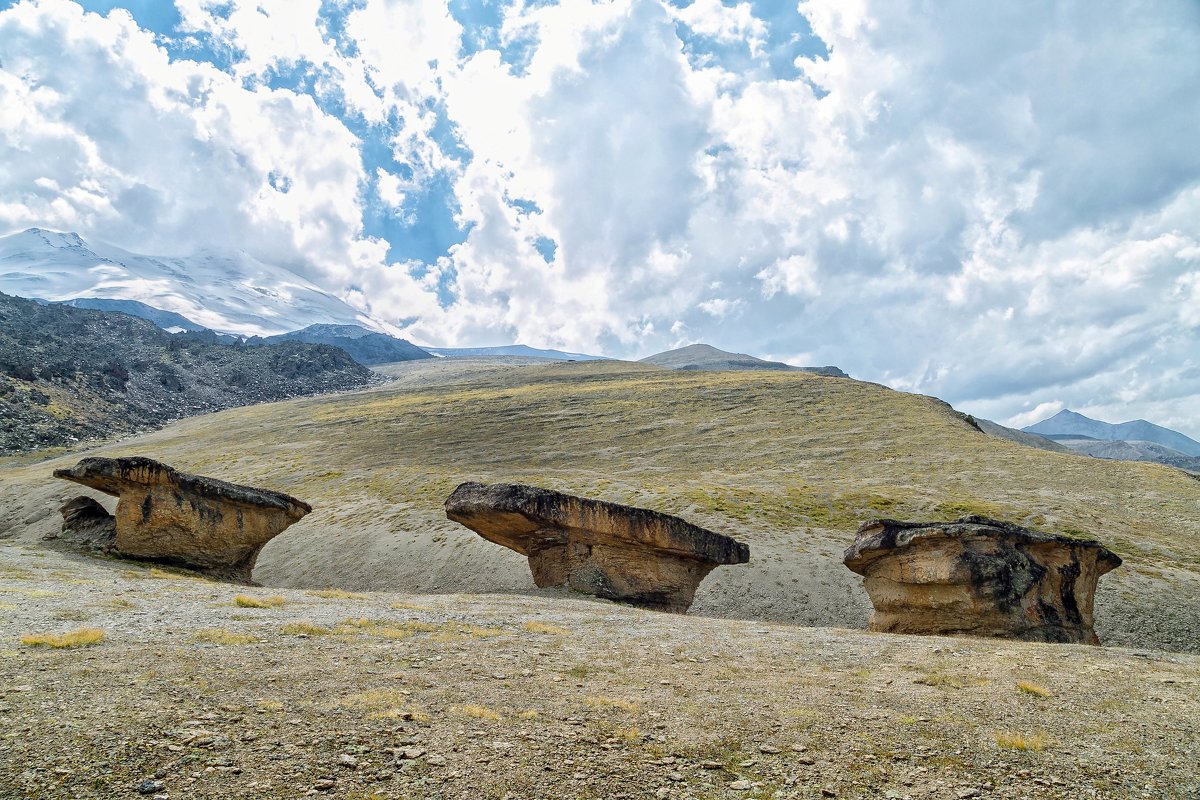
(1, 543, 1198, 800)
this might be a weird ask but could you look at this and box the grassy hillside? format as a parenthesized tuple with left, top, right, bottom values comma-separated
(1, 359, 1196, 651)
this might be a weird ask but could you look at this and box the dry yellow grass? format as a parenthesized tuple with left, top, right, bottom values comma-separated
(337, 689, 430, 724)
(0, 588, 59, 598)
(455, 704, 501, 721)
(280, 621, 330, 636)
(995, 731, 1050, 751)
(20, 627, 105, 648)
(334, 618, 413, 639)
(523, 621, 572, 635)
(308, 588, 369, 600)
(586, 696, 640, 713)
(192, 628, 258, 645)
(390, 601, 434, 611)
(234, 594, 287, 608)
(1016, 681, 1052, 698)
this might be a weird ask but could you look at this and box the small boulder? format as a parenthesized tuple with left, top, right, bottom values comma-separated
(445, 482, 749, 612)
(843, 515, 1121, 644)
(53, 456, 311, 582)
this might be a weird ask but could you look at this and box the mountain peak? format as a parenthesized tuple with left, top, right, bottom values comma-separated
(14, 228, 88, 250)
(641, 343, 848, 377)
(1023, 408, 1200, 458)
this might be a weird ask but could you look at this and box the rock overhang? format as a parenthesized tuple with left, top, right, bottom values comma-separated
(445, 481, 749, 612)
(52, 456, 311, 582)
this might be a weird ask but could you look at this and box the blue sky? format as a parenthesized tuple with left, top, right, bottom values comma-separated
(1, 0, 1199, 436)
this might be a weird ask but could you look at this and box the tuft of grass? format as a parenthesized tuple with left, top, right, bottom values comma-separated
(518, 710, 540, 720)
(456, 623, 505, 638)
(614, 726, 642, 743)
(339, 689, 411, 710)
(334, 618, 412, 639)
(586, 696, 640, 713)
(565, 665, 592, 679)
(103, 598, 136, 610)
(995, 731, 1049, 751)
(280, 620, 330, 636)
(308, 588, 368, 600)
(523, 621, 572, 636)
(21, 627, 106, 648)
(390, 601, 434, 611)
(455, 704, 501, 721)
(0, 588, 59, 598)
(1016, 681, 1052, 698)
(193, 628, 257, 645)
(234, 594, 286, 608)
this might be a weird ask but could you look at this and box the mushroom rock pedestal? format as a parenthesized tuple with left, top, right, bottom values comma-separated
(53, 456, 311, 583)
(444, 482, 750, 612)
(843, 515, 1122, 644)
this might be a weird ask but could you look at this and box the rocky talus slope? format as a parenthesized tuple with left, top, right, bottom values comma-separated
(0, 543, 1197, 800)
(0, 292, 377, 454)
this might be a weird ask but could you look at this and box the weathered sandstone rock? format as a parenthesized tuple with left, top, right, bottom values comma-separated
(445, 482, 749, 612)
(53, 456, 311, 582)
(844, 515, 1121, 644)
(54, 496, 117, 552)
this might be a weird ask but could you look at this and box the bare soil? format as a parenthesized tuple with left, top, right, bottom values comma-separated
(1, 543, 1197, 800)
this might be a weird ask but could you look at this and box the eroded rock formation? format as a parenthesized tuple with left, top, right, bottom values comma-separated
(445, 482, 749, 612)
(53, 496, 117, 552)
(844, 515, 1121, 644)
(53, 456, 311, 582)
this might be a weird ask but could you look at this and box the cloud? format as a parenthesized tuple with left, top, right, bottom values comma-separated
(1006, 401, 1064, 430)
(0, 0, 446, 324)
(1, 0, 1198, 437)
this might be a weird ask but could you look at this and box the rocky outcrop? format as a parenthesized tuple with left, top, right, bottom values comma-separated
(52, 496, 117, 551)
(844, 515, 1121, 644)
(0, 291, 376, 455)
(53, 457, 311, 582)
(445, 482, 749, 612)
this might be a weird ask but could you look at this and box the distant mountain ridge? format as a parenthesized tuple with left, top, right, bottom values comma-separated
(1024, 409, 1200, 458)
(43, 297, 209, 333)
(1048, 438, 1200, 474)
(257, 324, 434, 366)
(641, 343, 848, 377)
(0, 227, 394, 337)
(972, 418, 1072, 453)
(426, 345, 606, 361)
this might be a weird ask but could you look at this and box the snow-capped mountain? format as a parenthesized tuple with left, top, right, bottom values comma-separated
(0, 228, 395, 337)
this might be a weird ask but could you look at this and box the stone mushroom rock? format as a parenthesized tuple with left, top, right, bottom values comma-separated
(53, 456, 311, 582)
(444, 482, 750, 612)
(843, 515, 1122, 644)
